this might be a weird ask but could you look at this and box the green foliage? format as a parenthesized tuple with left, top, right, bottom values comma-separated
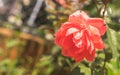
(6, 39, 18, 49)
(32, 56, 55, 75)
(106, 59, 120, 75)
(0, 59, 24, 75)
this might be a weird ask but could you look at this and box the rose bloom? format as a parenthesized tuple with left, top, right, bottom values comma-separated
(54, 11, 107, 62)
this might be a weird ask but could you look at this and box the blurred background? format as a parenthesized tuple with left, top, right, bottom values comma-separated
(0, 0, 120, 75)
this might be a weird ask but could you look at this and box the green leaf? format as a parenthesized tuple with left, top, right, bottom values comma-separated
(106, 59, 120, 75)
(78, 64, 90, 75)
(107, 27, 119, 58)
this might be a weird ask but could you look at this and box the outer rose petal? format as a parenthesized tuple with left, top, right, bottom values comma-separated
(62, 46, 80, 57)
(61, 22, 81, 30)
(99, 25, 107, 35)
(54, 29, 62, 46)
(88, 25, 101, 36)
(60, 22, 81, 36)
(55, 22, 80, 46)
(62, 40, 83, 57)
(73, 51, 85, 62)
(85, 49, 96, 62)
(87, 25, 104, 49)
(61, 35, 74, 49)
(87, 18, 107, 35)
(69, 11, 89, 27)
(94, 38, 104, 50)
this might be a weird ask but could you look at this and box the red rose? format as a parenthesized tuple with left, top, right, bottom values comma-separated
(54, 11, 107, 62)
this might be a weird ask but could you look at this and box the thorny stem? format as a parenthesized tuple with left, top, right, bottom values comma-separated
(102, 49, 107, 75)
(91, 0, 109, 75)
(103, 50, 106, 68)
(66, 59, 73, 70)
(90, 64, 94, 75)
(102, 1, 108, 73)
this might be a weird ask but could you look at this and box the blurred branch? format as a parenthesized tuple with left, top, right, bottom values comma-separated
(27, 0, 44, 26)
(102, 2, 108, 18)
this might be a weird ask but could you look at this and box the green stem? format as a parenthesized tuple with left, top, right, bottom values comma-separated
(102, 49, 107, 75)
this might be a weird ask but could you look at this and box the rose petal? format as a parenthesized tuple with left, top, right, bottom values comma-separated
(87, 18, 104, 27)
(88, 25, 101, 42)
(87, 18, 106, 35)
(73, 30, 84, 40)
(87, 26, 104, 50)
(54, 29, 62, 46)
(60, 22, 81, 37)
(86, 37, 95, 54)
(61, 35, 74, 49)
(99, 25, 107, 35)
(94, 38, 104, 50)
(66, 28, 79, 36)
(86, 36, 91, 50)
(85, 49, 96, 62)
(73, 30, 86, 48)
(88, 25, 101, 36)
(62, 46, 79, 57)
(62, 42, 81, 57)
(61, 22, 81, 31)
(55, 22, 80, 46)
(69, 11, 89, 27)
(73, 51, 85, 62)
